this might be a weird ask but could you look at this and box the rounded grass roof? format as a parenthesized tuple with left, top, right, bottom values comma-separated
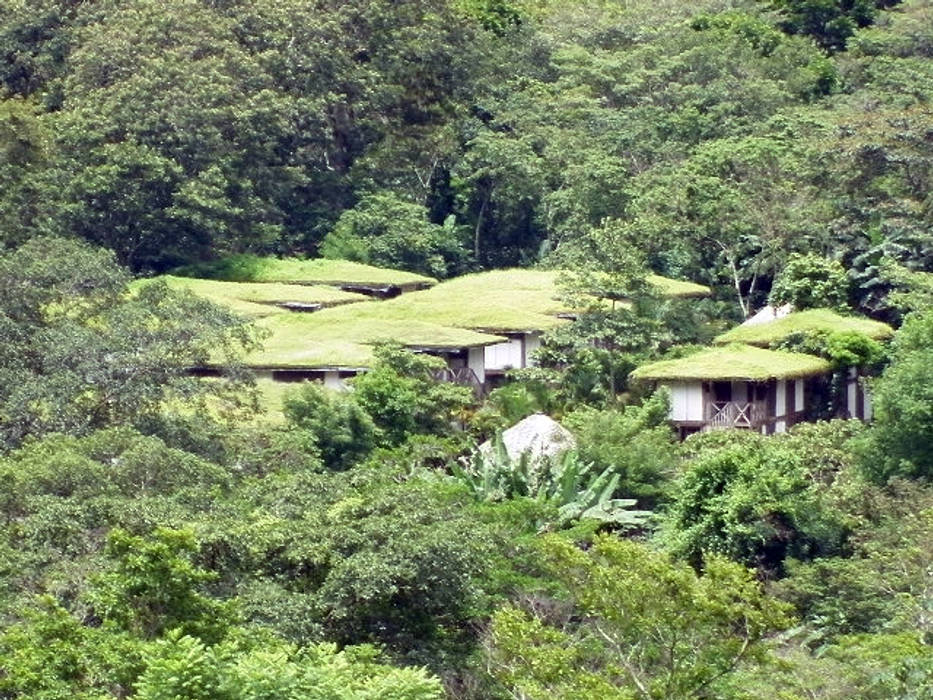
(172, 255, 437, 288)
(714, 308, 894, 347)
(630, 344, 831, 382)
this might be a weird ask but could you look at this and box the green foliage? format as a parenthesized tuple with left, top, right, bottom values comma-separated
(770, 253, 851, 310)
(487, 534, 792, 699)
(539, 221, 690, 402)
(0, 602, 444, 700)
(563, 391, 677, 506)
(775, 481, 933, 643)
(350, 344, 474, 446)
(774, 329, 886, 370)
(768, 0, 899, 52)
(662, 421, 863, 573)
(0, 596, 141, 699)
(632, 135, 824, 317)
(87, 528, 236, 642)
(0, 237, 257, 450)
(321, 192, 469, 278)
(135, 636, 444, 700)
(723, 631, 932, 699)
(283, 383, 376, 470)
(861, 309, 933, 482)
(452, 439, 652, 529)
(216, 471, 500, 664)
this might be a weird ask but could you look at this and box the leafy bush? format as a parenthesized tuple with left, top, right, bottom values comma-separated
(563, 390, 678, 507)
(320, 192, 469, 278)
(770, 253, 850, 311)
(136, 636, 444, 700)
(350, 345, 474, 447)
(662, 422, 861, 574)
(487, 534, 792, 699)
(283, 383, 376, 470)
(860, 309, 933, 482)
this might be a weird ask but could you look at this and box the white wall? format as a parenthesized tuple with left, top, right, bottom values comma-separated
(323, 370, 344, 391)
(468, 346, 486, 384)
(847, 368, 858, 418)
(670, 381, 704, 422)
(795, 380, 804, 412)
(775, 380, 786, 417)
(525, 333, 542, 367)
(484, 337, 524, 371)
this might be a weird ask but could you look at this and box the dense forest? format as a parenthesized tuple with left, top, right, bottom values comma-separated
(0, 0, 931, 698)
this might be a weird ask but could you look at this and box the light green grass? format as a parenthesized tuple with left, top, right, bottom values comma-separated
(630, 344, 831, 382)
(240, 268, 709, 368)
(254, 377, 294, 423)
(312, 269, 711, 335)
(132, 275, 369, 318)
(244, 309, 505, 369)
(714, 309, 894, 347)
(645, 273, 711, 299)
(374, 269, 571, 332)
(172, 255, 437, 287)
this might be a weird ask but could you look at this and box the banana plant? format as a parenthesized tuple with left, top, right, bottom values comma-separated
(451, 435, 651, 528)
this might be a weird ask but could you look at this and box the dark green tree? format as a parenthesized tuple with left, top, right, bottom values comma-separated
(770, 253, 851, 310)
(0, 237, 256, 450)
(861, 308, 933, 482)
(350, 344, 474, 446)
(282, 382, 376, 470)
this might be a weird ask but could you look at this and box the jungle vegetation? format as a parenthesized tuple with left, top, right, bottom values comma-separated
(0, 0, 930, 698)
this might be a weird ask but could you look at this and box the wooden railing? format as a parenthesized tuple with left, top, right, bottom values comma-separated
(706, 401, 767, 429)
(432, 367, 484, 396)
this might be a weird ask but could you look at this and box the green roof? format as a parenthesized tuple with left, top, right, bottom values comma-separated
(325, 268, 711, 335)
(645, 273, 711, 299)
(167, 264, 709, 370)
(243, 310, 504, 369)
(714, 309, 894, 347)
(630, 345, 832, 382)
(132, 275, 368, 318)
(172, 255, 437, 288)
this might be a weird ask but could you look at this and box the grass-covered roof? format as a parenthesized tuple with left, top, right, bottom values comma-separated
(172, 254, 437, 288)
(331, 268, 711, 334)
(133, 275, 367, 318)
(630, 344, 832, 382)
(168, 264, 709, 369)
(243, 311, 504, 369)
(714, 308, 894, 347)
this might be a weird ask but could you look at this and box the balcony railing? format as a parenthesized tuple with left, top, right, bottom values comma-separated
(432, 367, 484, 396)
(706, 401, 767, 429)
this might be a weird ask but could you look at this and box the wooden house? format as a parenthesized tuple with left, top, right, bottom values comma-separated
(713, 307, 893, 423)
(630, 345, 833, 439)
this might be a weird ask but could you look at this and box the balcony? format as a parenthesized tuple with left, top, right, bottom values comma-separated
(432, 367, 484, 396)
(706, 401, 767, 430)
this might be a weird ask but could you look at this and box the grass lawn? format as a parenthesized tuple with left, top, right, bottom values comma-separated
(714, 308, 894, 347)
(172, 254, 437, 287)
(133, 276, 369, 318)
(254, 377, 294, 423)
(630, 344, 831, 382)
